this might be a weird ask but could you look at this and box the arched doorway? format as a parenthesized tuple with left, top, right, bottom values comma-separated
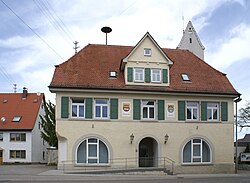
(139, 137, 158, 167)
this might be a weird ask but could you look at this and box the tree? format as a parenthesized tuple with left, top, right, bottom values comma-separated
(40, 101, 58, 148)
(238, 102, 250, 129)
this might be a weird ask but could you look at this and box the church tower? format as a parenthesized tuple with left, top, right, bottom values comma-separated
(177, 21, 205, 60)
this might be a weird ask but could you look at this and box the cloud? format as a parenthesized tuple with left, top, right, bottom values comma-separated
(206, 23, 250, 69)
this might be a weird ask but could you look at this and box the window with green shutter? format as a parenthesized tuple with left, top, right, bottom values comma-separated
(163, 69, 168, 83)
(110, 98, 118, 119)
(127, 67, 133, 82)
(133, 99, 141, 120)
(178, 101, 185, 121)
(145, 68, 151, 83)
(201, 101, 207, 121)
(158, 100, 165, 120)
(221, 102, 228, 121)
(85, 98, 93, 119)
(61, 97, 69, 118)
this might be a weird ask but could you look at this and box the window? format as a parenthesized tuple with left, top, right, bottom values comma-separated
(186, 102, 199, 120)
(142, 100, 155, 120)
(109, 71, 117, 78)
(144, 48, 151, 56)
(10, 150, 26, 159)
(95, 99, 109, 119)
(151, 69, 161, 82)
(181, 74, 190, 81)
(0, 132, 3, 141)
(183, 138, 211, 164)
(77, 138, 109, 164)
(72, 98, 85, 118)
(134, 68, 144, 82)
(10, 133, 26, 142)
(207, 103, 219, 121)
(12, 116, 22, 122)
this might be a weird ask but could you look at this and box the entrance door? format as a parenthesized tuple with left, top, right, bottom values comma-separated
(0, 150, 3, 165)
(139, 137, 158, 167)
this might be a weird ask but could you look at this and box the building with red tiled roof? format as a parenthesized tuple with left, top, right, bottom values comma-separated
(0, 88, 48, 164)
(49, 24, 239, 174)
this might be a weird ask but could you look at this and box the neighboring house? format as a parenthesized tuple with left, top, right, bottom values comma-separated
(0, 88, 48, 164)
(235, 134, 250, 157)
(49, 22, 239, 173)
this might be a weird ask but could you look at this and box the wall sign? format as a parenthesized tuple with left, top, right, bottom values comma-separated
(167, 103, 175, 118)
(122, 102, 131, 116)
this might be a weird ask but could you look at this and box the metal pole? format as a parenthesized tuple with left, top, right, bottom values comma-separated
(235, 101, 238, 174)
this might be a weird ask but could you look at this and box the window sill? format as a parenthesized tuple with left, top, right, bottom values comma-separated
(140, 120, 158, 122)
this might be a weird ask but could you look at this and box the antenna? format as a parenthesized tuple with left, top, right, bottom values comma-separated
(13, 84, 17, 93)
(73, 41, 79, 54)
(101, 26, 112, 45)
(182, 15, 185, 34)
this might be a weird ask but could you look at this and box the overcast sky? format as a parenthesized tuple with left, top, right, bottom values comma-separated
(0, 0, 249, 136)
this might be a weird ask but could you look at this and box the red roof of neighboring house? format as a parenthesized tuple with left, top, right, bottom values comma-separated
(0, 93, 44, 131)
(49, 44, 238, 96)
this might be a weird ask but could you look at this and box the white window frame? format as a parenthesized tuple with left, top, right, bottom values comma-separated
(9, 150, 26, 159)
(207, 102, 219, 121)
(10, 133, 26, 142)
(71, 98, 85, 118)
(76, 138, 110, 164)
(94, 99, 109, 119)
(144, 48, 152, 56)
(141, 100, 155, 120)
(134, 68, 144, 82)
(186, 101, 199, 121)
(181, 73, 190, 81)
(151, 69, 161, 83)
(182, 138, 212, 164)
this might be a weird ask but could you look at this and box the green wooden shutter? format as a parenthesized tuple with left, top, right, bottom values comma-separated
(178, 101, 185, 121)
(221, 102, 228, 121)
(158, 100, 165, 120)
(201, 101, 207, 121)
(85, 98, 93, 119)
(145, 68, 151, 83)
(163, 69, 168, 83)
(133, 99, 141, 120)
(127, 67, 133, 82)
(61, 97, 69, 118)
(110, 98, 118, 119)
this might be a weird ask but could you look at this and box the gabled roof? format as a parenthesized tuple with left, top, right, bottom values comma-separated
(238, 134, 250, 143)
(49, 44, 238, 96)
(0, 93, 44, 131)
(120, 32, 173, 70)
(177, 21, 205, 50)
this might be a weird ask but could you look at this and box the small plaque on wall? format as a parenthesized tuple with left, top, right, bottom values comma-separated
(122, 102, 131, 116)
(167, 103, 175, 118)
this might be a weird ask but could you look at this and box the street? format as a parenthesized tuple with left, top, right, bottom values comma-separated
(0, 164, 250, 183)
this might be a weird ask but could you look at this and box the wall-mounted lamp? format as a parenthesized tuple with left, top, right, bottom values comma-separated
(130, 134, 134, 144)
(164, 133, 169, 144)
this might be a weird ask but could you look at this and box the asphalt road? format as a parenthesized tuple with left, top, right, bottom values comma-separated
(0, 164, 250, 183)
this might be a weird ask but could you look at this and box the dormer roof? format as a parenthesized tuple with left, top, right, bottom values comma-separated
(120, 32, 173, 70)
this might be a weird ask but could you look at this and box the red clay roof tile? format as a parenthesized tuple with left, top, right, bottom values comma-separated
(0, 93, 44, 131)
(49, 44, 238, 95)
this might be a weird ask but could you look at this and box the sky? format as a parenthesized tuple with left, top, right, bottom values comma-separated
(0, 0, 250, 137)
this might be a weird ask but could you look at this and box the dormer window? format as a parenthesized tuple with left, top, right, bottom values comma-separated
(134, 68, 144, 82)
(181, 73, 190, 81)
(151, 69, 161, 82)
(144, 48, 151, 56)
(12, 116, 22, 122)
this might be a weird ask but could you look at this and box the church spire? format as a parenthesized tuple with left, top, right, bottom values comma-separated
(177, 21, 205, 60)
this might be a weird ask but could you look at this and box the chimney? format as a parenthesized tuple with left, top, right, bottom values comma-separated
(22, 87, 28, 99)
